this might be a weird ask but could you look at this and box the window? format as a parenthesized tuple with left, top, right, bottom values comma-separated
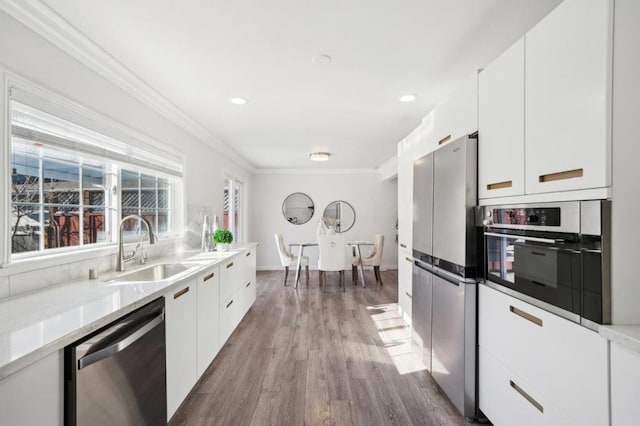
(7, 84, 184, 261)
(223, 177, 244, 242)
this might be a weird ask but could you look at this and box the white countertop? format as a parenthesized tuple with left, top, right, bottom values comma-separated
(0, 244, 256, 380)
(599, 325, 640, 354)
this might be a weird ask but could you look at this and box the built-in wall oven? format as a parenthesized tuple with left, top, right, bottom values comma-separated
(483, 201, 611, 329)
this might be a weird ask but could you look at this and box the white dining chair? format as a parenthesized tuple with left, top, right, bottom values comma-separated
(352, 234, 384, 285)
(317, 234, 347, 291)
(274, 233, 309, 286)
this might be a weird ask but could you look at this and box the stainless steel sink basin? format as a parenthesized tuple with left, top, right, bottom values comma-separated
(109, 263, 190, 283)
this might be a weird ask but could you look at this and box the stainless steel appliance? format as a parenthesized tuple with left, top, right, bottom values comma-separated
(483, 200, 611, 329)
(65, 298, 167, 425)
(411, 134, 479, 419)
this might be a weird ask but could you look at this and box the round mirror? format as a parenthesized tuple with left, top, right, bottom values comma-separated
(323, 201, 356, 233)
(282, 192, 315, 225)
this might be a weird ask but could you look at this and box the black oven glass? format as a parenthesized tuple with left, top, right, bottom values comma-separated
(486, 232, 581, 315)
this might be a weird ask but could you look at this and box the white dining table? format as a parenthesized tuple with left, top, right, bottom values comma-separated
(288, 240, 374, 289)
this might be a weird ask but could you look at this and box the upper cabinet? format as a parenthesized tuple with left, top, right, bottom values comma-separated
(432, 73, 478, 148)
(479, 38, 525, 199)
(525, 0, 612, 194)
(478, 0, 613, 201)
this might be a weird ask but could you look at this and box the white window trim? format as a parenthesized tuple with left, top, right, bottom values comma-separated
(1, 70, 186, 269)
(223, 171, 247, 244)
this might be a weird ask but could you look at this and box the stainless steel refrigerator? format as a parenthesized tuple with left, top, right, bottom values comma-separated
(411, 134, 479, 419)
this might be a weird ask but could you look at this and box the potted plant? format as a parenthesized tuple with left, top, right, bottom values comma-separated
(213, 229, 233, 252)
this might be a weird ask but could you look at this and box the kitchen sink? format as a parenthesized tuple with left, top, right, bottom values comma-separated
(109, 263, 191, 283)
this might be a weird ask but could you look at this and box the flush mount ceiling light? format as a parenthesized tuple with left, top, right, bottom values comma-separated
(312, 54, 332, 65)
(229, 97, 248, 105)
(399, 94, 417, 103)
(309, 152, 330, 162)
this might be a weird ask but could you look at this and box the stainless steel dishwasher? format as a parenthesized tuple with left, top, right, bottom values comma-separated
(65, 297, 166, 425)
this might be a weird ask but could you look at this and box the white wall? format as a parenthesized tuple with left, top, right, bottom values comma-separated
(611, 0, 640, 324)
(250, 171, 398, 271)
(0, 10, 251, 297)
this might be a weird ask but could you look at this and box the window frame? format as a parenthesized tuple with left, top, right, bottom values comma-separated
(2, 73, 186, 267)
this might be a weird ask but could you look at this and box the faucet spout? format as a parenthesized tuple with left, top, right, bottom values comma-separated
(116, 214, 156, 272)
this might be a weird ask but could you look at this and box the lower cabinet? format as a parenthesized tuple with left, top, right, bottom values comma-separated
(611, 342, 640, 424)
(196, 267, 220, 377)
(398, 254, 413, 324)
(165, 279, 198, 419)
(219, 293, 238, 343)
(0, 351, 63, 426)
(478, 284, 608, 425)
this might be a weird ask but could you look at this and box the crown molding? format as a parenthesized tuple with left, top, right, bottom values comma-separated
(0, 0, 255, 172)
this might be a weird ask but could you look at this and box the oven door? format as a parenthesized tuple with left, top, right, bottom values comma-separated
(485, 231, 581, 316)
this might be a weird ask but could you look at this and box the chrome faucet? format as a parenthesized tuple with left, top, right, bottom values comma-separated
(116, 214, 156, 272)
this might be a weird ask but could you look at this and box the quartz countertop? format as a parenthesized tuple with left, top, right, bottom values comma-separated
(599, 325, 640, 354)
(0, 244, 256, 380)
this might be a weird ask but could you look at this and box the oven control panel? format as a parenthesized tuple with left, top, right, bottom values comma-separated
(491, 207, 561, 226)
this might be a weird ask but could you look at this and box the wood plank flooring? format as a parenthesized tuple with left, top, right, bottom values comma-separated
(170, 270, 473, 426)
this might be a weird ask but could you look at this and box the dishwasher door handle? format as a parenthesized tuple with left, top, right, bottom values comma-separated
(78, 313, 164, 370)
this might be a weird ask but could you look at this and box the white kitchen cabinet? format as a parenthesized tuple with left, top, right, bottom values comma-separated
(479, 347, 576, 426)
(478, 38, 525, 199)
(219, 257, 239, 304)
(219, 292, 238, 343)
(431, 72, 478, 147)
(398, 255, 413, 325)
(0, 351, 63, 426)
(525, 0, 612, 194)
(478, 284, 608, 425)
(165, 280, 198, 419)
(397, 132, 417, 255)
(611, 342, 640, 424)
(196, 267, 220, 377)
(239, 248, 257, 316)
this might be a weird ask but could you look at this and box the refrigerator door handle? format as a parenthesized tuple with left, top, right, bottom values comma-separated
(78, 313, 164, 370)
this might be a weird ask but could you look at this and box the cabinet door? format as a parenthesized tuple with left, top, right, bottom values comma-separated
(525, 0, 612, 194)
(611, 342, 640, 425)
(196, 267, 220, 377)
(165, 281, 197, 419)
(397, 136, 415, 254)
(0, 351, 63, 426)
(241, 248, 257, 316)
(398, 255, 413, 324)
(219, 257, 238, 303)
(479, 38, 525, 199)
(432, 72, 478, 147)
(219, 293, 238, 343)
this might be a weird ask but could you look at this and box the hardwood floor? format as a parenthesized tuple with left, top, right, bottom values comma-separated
(170, 270, 472, 426)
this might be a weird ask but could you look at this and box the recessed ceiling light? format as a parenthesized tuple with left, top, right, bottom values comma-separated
(312, 54, 332, 65)
(229, 97, 248, 105)
(309, 152, 330, 162)
(399, 94, 417, 103)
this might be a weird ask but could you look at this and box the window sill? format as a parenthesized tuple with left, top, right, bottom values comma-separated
(0, 236, 181, 277)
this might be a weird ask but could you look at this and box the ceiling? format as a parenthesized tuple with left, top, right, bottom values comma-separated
(42, 0, 561, 170)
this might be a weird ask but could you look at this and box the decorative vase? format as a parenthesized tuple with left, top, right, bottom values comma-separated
(217, 243, 229, 252)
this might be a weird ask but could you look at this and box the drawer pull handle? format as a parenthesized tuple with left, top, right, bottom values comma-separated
(400, 243, 407, 249)
(510, 380, 544, 413)
(438, 135, 452, 145)
(246, 282, 251, 288)
(246, 252, 251, 257)
(539, 168, 583, 183)
(226, 262, 234, 269)
(203, 272, 215, 282)
(510, 305, 543, 327)
(173, 287, 189, 299)
(406, 292, 412, 299)
(487, 180, 513, 190)
(226, 299, 234, 308)
(405, 257, 413, 263)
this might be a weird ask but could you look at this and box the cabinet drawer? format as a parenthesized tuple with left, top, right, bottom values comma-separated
(219, 294, 238, 343)
(219, 258, 238, 302)
(478, 285, 608, 425)
(479, 347, 576, 426)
